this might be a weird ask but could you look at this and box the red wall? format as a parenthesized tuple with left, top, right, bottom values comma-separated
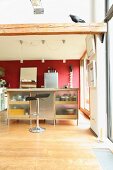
(0, 60, 80, 88)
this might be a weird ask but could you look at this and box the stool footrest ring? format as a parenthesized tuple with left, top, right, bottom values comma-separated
(31, 113, 38, 116)
(29, 127, 45, 133)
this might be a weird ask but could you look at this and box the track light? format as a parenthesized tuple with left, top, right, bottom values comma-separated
(62, 40, 66, 44)
(41, 59, 45, 63)
(63, 60, 66, 63)
(41, 40, 45, 44)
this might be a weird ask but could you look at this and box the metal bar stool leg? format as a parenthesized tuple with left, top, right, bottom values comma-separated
(29, 98, 45, 133)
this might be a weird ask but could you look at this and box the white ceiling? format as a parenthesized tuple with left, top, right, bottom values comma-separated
(0, 34, 86, 61)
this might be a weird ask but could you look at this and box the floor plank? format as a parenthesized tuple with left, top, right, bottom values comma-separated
(0, 111, 103, 170)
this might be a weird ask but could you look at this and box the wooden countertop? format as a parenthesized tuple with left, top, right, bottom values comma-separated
(6, 88, 79, 92)
(55, 88, 79, 91)
(6, 88, 56, 92)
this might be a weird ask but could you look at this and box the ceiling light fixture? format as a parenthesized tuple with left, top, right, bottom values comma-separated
(41, 40, 45, 44)
(62, 40, 66, 44)
(41, 59, 45, 63)
(30, 0, 44, 14)
(63, 60, 66, 63)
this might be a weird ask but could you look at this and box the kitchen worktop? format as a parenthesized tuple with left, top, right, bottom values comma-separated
(6, 88, 56, 92)
(6, 88, 79, 92)
(7, 88, 79, 125)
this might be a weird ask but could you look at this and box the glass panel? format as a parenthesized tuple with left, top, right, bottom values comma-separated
(80, 60, 84, 108)
(80, 57, 90, 112)
(84, 60, 90, 111)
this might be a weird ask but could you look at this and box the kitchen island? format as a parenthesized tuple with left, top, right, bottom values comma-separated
(7, 88, 79, 125)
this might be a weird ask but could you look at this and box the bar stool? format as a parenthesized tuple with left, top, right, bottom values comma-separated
(26, 93, 50, 133)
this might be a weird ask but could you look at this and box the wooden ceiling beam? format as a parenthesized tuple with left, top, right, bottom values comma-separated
(0, 23, 107, 36)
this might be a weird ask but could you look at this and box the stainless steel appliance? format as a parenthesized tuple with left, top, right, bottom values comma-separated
(44, 72, 58, 88)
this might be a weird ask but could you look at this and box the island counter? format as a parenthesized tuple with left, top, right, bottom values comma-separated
(7, 88, 79, 125)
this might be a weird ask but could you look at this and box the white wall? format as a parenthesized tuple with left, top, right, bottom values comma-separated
(95, 35, 107, 140)
(95, 0, 106, 140)
(0, 0, 94, 24)
(89, 0, 107, 140)
(93, 0, 106, 22)
(90, 87, 98, 134)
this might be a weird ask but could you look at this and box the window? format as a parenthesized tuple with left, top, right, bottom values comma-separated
(80, 54, 90, 113)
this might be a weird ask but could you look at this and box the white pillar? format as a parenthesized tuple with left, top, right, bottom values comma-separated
(96, 35, 107, 141)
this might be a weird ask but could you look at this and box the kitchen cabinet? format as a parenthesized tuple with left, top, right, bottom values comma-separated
(7, 88, 79, 125)
(55, 88, 79, 125)
(7, 88, 55, 124)
(7, 90, 30, 124)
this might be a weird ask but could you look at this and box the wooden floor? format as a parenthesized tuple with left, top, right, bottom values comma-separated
(0, 111, 103, 170)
